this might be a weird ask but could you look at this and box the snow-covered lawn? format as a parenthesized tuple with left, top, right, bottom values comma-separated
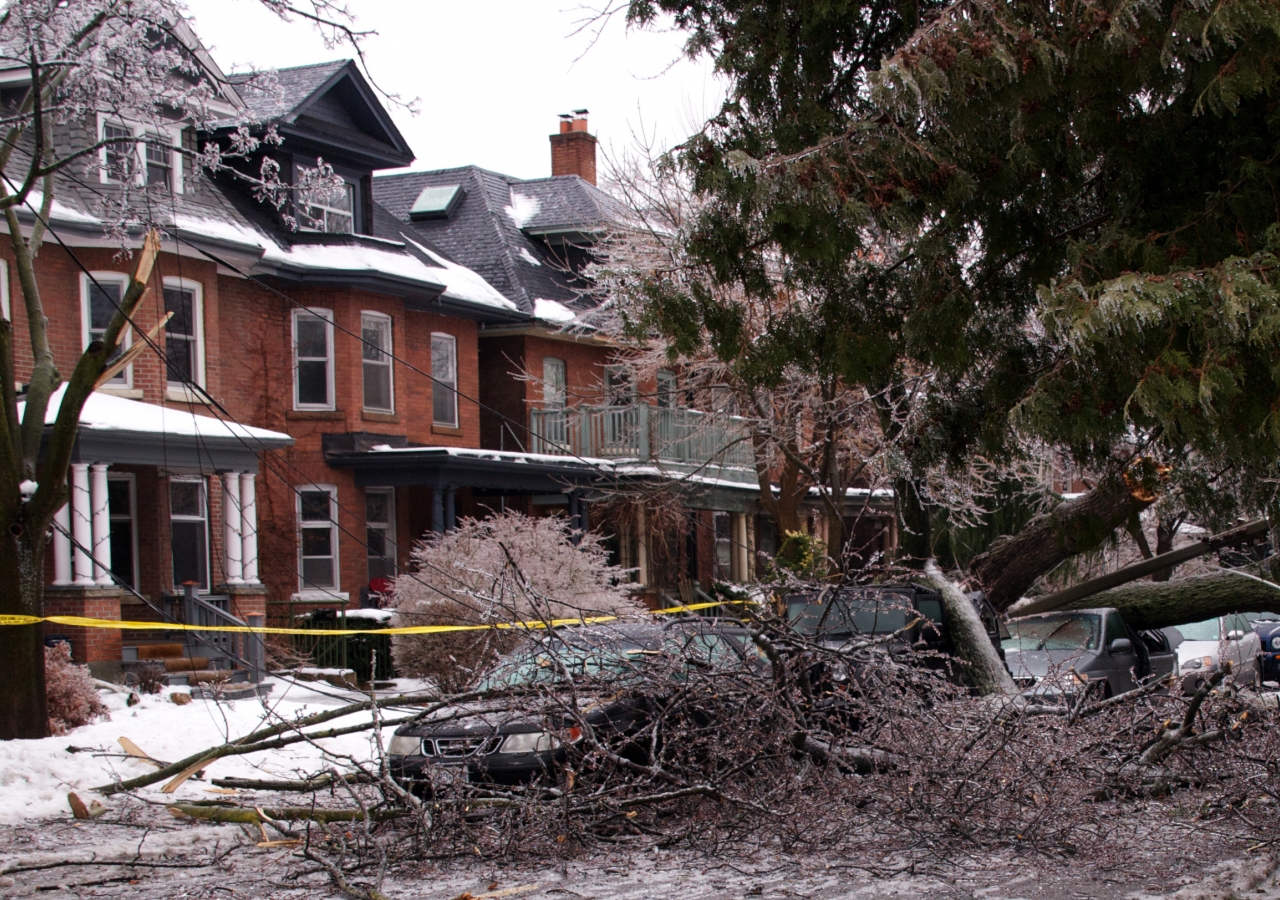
(0, 677, 425, 824)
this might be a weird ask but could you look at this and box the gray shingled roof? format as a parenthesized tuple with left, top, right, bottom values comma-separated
(228, 60, 348, 122)
(372, 167, 621, 316)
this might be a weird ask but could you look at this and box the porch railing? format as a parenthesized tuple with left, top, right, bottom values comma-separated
(529, 403, 755, 481)
(178, 584, 265, 683)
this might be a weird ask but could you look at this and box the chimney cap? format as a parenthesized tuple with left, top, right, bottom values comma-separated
(572, 108, 589, 116)
(558, 113, 573, 120)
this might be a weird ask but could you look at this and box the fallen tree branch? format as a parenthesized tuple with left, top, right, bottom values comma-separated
(168, 803, 409, 825)
(211, 774, 376, 791)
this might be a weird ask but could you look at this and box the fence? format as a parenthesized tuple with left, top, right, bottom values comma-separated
(267, 602, 395, 683)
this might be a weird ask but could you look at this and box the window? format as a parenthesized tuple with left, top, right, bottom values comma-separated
(81, 273, 131, 387)
(0, 258, 9, 320)
(145, 136, 172, 188)
(300, 169, 355, 233)
(656, 370, 678, 409)
(299, 486, 339, 590)
(102, 121, 134, 183)
(543, 357, 566, 408)
(431, 333, 458, 427)
(108, 475, 137, 590)
(293, 308, 334, 410)
(366, 488, 396, 584)
(162, 278, 203, 389)
(361, 313, 394, 412)
(170, 478, 209, 591)
(605, 366, 633, 406)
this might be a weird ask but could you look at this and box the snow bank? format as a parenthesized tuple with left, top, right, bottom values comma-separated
(0, 678, 407, 824)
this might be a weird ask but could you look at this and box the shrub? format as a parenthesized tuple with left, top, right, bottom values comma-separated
(45, 642, 108, 735)
(391, 511, 645, 692)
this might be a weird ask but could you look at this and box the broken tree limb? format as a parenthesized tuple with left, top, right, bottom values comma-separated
(924, 560, 1016, 696)
(1058, 569, 1280, 631)
(168, 804, 409, 825)
(1015, 518, 1271, 617)
(968, 471, 1159, 610)
(211, 774, 375, 791)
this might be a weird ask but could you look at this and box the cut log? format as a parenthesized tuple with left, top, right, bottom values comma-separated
(969, 472, 1157, 610)
(1058, 570, 1280, 631)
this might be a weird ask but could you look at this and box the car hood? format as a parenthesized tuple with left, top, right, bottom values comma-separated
(1004, 648, 1099, 680)
(396, 693, 623, 738)
(1176, 640, 1221, 664)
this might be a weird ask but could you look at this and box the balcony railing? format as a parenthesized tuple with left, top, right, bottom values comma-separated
(529, 403, 756, 482)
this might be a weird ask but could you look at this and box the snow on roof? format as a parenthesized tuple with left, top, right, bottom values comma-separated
(20, 189, 101, 225)
(173, 213, 272, 252)
(24, 385, 292, 444)
(533, 298, 576, 323)
(368, 443, 613, 467)
(400, 236, 517, 310)
(518, 247, 543, 267)
(504, 192, 541, 228)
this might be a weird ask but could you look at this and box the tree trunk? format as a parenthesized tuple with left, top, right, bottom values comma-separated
(968, 471, 1156, 610)
(0, 524, 49, 739)
(1061, 570, 1280, 631)
(894, 476, 932, 566)
(924, 561, 1016, 695)
(1151, 516, 1180, 582)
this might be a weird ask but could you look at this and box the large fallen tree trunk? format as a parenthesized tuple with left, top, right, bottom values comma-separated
(968, 471, 1157, 610)
(1059, 569, 1280, 631)
(925, 561, 1016, 695)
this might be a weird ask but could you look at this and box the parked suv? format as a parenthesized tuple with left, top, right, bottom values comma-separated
(1002, 608, 1177, 699)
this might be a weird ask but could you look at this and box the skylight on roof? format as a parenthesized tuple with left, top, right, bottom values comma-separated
(409, 184, 463, 220)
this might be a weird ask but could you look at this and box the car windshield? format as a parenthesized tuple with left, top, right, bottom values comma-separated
(1001, 614, 1101, 651)
(1174, 618, 1221, 641)
(1245, 611, 1280, 623)
(475, 640, 655, 690)
(787, 592, 913, 637)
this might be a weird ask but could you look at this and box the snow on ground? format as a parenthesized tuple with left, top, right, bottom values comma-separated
(0, 677, 425, 824)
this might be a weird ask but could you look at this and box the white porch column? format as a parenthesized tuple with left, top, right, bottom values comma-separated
(70, 463, 92, 585)
(732, 513, 749, 583)
(636, 505, 649, 587)
(222, 471, 243, 584)
(90, 464, 112, 585)
(53, 502, 72, 585)
(240, 473, 258, 584)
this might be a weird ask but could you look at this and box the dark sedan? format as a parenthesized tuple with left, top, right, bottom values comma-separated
(387, 619, 763, 789)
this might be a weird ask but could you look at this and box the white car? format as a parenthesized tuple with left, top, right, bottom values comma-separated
(1169, 613, 1262, 688)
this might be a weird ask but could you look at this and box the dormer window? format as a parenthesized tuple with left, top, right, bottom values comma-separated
(145, 137, 173, 189)
(300, 168, 355, 233)
(98, 117, 183, 193)
(103, 122, 134, 183)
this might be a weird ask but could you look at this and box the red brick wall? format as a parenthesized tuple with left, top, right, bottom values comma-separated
(549, 131, 598, 185)
(43, 591, 122, 664)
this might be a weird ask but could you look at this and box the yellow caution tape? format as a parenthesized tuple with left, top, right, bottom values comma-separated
(0, 599, 748, 637)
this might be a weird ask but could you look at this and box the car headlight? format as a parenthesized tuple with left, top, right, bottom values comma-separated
(388, 734, 422, 756)
(1181, 656, 1215, 671)
(499, 727, 583, 754)
(1271, 636, 1280, 651)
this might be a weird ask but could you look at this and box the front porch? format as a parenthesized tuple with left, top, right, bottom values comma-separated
(31, 388, 293, 679)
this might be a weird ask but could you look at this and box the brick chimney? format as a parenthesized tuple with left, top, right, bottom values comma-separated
(550, 110, 597, 185)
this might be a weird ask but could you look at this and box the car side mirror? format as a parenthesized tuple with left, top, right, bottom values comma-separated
(1109, 638, 1133, 654)
(1227, 630, 1245, 640)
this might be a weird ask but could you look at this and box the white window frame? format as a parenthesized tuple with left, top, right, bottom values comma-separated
(107, 473, 139, 591)
(360, 311, 394, 414)
(169, 476, 210, 592)
(431, 332, 458, 427)
(298, 167, 356, 233)
(365, 487, 397, 583)
(542, 356, 566, 409)
(161, 277, 205, 395)
(81, 272, 133, 388)
(292, 307, 335, 411)
(656, 369, 678, 409)
(96, 115, 183, 193)
(297, 484, 340, 593)
(0, 258, 9, 321)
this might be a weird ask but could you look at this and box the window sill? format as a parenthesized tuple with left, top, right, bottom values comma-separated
(291, 591, 350, 603)
(287, 409, 344, 421)
(97, 386, 143, 399)
(166, 387, 207, 404)
(362, 411, 399, 424)
(431, 424, 463, 436)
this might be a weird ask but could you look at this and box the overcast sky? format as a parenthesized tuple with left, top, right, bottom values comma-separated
(180, 0, 725, 180)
